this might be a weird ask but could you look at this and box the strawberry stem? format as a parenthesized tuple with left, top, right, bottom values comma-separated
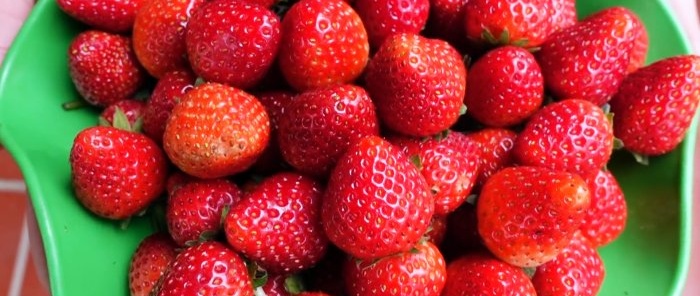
(61, 100, 87, 110)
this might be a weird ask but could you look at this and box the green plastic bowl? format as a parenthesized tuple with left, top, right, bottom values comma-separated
(0, 0, 695, 295)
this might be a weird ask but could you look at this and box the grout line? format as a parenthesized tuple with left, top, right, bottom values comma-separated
(0, 179, 25, 193)
(7, 214, 29, 296)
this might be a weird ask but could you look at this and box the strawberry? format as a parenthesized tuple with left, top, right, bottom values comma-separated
(465, 46, 544, 127)
(225, 172, 328, 274)
(132, 0, 206, 78)
(261, 274, 291, 296)
(537, 7, 642, 105)
(477, 166, 591, 267)
(99, 99, 145, 130)
(57, 0, 146, 33)
(68, 30, 144, 107)
(610, 55, 700, 156)
(128, 233, 178, 296)
(251, 91, 296, 173)
(513, 99, 614, 178)
(463, 0, 553, 48)
(157, 241, 254, 296)
(580, 170, 627, 247)
(70, 126, 167, 219)
(466, 128, 517, 186)
(365, 33, 466, 137)
(628, 22, 649, 73)
(186, 0, 281, 89)
(321, 136, 434, 260)
(166, 178, 242, 246)
(344, 241, 447, 296)
(442, 252, 536, 296)
(532, 233, 605, 296)
(278, 0, 369, 91)
(424, 0, 469, 50)
(426, 215, 448, 246)
(549, 0, 577, 32)
(353, 0, 430, 49)
(277, 84, 379, 176)
(163, 83, 270, 179)
(142, 70, 196, 144)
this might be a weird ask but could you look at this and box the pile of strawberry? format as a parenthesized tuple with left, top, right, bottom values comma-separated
(58, 0, 700, 295)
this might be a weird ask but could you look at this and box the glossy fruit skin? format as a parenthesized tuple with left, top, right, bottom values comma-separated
(365, 33, 466, 137)
(277, 85, 379, 176)
(610, 55, 700, 155)
(166, 178, 242, 246)
(477, 166, 591, 267)
(142, 70, 196, 144)
(549, 0, 577, 32)
(163, 83, 270, 179)
(225, 172, 328, 274)
(186, 0, 281, 89)
(133, 0, 206, 78)
(99, 99, 145, 128)
(627, 14, 649, 73)
(70, 126, 167, 220)
(321, 136, 434, 260)
(354, 0, 430, 49)
(513, 99, 614, 178)
(465, 46, 544, 127)
(344, 241, 447, 296)
(68, 30, 144, 107)
(467, 128, 517, 186)
(537, 7, 641, 105)
(532, 233, 605, 296)
(128, 233, 178, 296)
(442, 252, 536, 296)
(157, 241, 254, 296)
(57, 0, 146, 32)
(279, 0, 369, 91)
(464, 0, 553, 48)
(580, 170, 627, 247)
(261, 274, 291, 296)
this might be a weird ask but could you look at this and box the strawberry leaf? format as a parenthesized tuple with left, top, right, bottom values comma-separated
(112, 107, 132, 131)
(283, 274, 305, 295)
(98, 116, 110, 127)
(465, 194, 478, 205)
(522, 266, 536, 278)
(459, 104, 468, 116)
(481, 29, 499, 45)
(409, 155, 423, 170)
(511, 38, 530, 48)
(434, 129, 451, 141)
(498, 29, 511, 45)
(632, 153, 649, 166)
(613, 138, 624, 150)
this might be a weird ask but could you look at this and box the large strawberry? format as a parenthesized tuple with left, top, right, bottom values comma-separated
(464, 0, 553, 48)
(142, 70, 196, 144)
(365, 33, 466, 137)
(128, 233, 178, 296)
(163, 83, 270, 179)
(321, 136, 434, 260)
(580, 170, 627, 247)
(70, 126, 168, 220)
(57, 0, 146, 32)
(610, 55, 700, 156)
(344, 241, 447, 296)
(442, 252, 536, 296)
(68, 30, 144, 107)
(277, 84, 379, 176)
(278, 0, 369, 91)
(477, 166, 591, 267)
(225, 172, 328, 274)
(186, 0, 281, 89)
(466, 128, 517, 186)
(353, 0, 430, 49)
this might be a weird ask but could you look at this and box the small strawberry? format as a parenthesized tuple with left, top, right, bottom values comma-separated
(128, 233, 178, 296)
(532, 233, 605, 296)
(549, 0, 577, 33)
(261, 274, 291, 296)
(163, 83, 270, 179)
(353, 0, 430, 49)
(142, 70, 196, 144)
(68, 30, 144, 107)
(365, 33, 466, 137)
(465, 46, 544, 127)
(99, 99, 145, 130)
(466, 128, 517, 186)
(424, 0, 469, 50)
(157, 241, 254, 296)
(277, 84, 379, 176)
(70, 126, 168, 219)
(580, 170, 627, 247)
(442, 252, 536, 296)
(513, 99, 614, 178)
(279, 0, 369, 91)
(477, 166, 591, 267)
(610, 55, 700, 156)
(344, 241, 447, 296)
(321, 136, 434, 260)
(57, 0, 146, 33)
(464, 0, 553, 48)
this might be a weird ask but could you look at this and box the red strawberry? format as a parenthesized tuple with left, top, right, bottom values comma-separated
(628, 22, 649, 73)
(128, 233, 178, 296)
(580, 170, 627, 247)
(321, 136, 434, 260)
(353, 0, 430, 49)
(142, 70, 196, 144)
(513, 99, 614, 178)
(279, 0, 369, 91)
(166, 178, 242, 246)
(537, 7, 642, 105)
(70, 126, 167, 219)
(132, 0, 206, 78)
(464, 0, 553, 48)
(186, 0, 281, 89)
(261, 274, 291, 296)
(68, 30, 144, 107)
(157, 241, 254, 296)
(251, 90, 296, 173)
(442, 252, 536, 296)
(344, 241, 447, 296)
(225, 172, 328, 274)
(467, 128, 517, 186)
(424, 0, 469, 50)
(277, 84, 379, 176)
(477, 166, 591, 267)
(165, 170, 197, 195)
(610, 55, 700, 156)
(99, 99, 145, 130)
(365, 33, 466, 137)
(532, 233, 605, 296)
(465, 45, 544, 127)
(549, 0, 577, 32)
(163, 83, 270, 179)
(57, 0, 146, 32)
